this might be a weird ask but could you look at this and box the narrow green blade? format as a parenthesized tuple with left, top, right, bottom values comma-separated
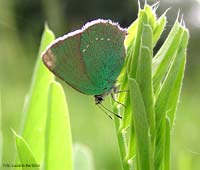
(164, 117, 170, 170)
(124, 19, 138, 48)
(144, 5, 156, 30)
(13, 130, 39, 170)
(154, 28, 189, 170)
(153, 12, 167, 47)
(165, 30, 188, 126)
(136, 25, 155, 138)
(154, 118, 166, 170)
(127, 25, 155, 162)
(44, 81, 73, 170)
(155, 28, 189, 128)
(153, 20, 184, 92)
(128, 78, 152, 170)
(120, 10, 148, 131)
(129, 10, 148, 78)
(21, 25, 55, 163)
(0, 92, 2, 166)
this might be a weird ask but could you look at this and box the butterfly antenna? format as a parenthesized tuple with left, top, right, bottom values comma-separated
(98, 105, 113, 120)
(100, 103, 122, 119)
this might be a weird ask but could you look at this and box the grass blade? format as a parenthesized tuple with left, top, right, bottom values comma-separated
(13, 130, 39, 170)
(154, 118, 166, 170)
(113, 106, 130, 170)
(154, 28, 189, 170)
(129, 10, 148, 78)
(21, 25, 55, 163)
(165, 31, 188, 126)
(113, 3, 189, 170)
(128, 78, 152, 170)
(119, 9, 148, 131)
(0, 92, 2, 166)
(124, 19, 138, 48)
(144, 5, 156, 30)
(44, 81, 73, 170)
(153, 12, 167, 47)
(155, 28, 189, 129)
(164, 117, 170, 170)
(153, 20, 184, 92)
(136, 25, 155, 140)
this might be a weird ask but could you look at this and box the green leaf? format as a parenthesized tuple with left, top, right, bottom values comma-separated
(119, 95, 132, 130)
(144, 5, 157, 30)
(126, 124, 136, 162)
(137, 24, 155, 138)
(164, 117, 170, 170)
(154, 118, 166, 170)
(73, 144, 94, 170)
(154, 28, 189, 170)
(0, 92, 2, 166)
(153, 20, 184, 92)
(12, 130, 39, 170)
(129, 10, 148, 78)
(44, 81, 73, 170)
(21, 25, 55, 163)
(113, 3, 189, 170)
(124, 19, 138, 48)
(127, 25, 155, 161)
(136, 46, 155, 138)
(155, 28, 189, 129)
(165, 30, 188, 126)
(128, 78, 152, 170)
(113, 106, 130, 170)
(119, 10, 149, 131)
(153, 11, 167, 47)
(118, 14, 139, 131)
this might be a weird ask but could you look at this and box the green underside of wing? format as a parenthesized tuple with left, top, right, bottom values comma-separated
(44, 22, 126, 95)
(80, 23, 126, 94)
(50, 36, 102, 95)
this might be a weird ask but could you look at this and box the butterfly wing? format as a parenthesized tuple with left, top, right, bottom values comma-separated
(42, 30, 100, 95)
(80, 20, 127, 94)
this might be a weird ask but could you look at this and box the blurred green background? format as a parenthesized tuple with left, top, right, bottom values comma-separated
(0, 0, 199, 169)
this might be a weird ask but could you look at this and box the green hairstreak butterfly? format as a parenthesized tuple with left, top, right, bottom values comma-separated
(42, 19, 127, 106)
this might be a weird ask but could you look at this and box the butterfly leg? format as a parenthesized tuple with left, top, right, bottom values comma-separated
(110, 92, 126, 108)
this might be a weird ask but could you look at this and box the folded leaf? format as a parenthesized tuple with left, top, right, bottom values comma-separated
(13, 130, 39, 170)
(44, 81, 73, 170)
(21, 25, 55, 163)
(128, 78, 152, 170)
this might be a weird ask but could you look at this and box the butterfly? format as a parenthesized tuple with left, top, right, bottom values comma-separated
(42, 19, 127, 118)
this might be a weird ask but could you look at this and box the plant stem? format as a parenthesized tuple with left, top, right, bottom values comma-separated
(113, 107, 130, 170)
